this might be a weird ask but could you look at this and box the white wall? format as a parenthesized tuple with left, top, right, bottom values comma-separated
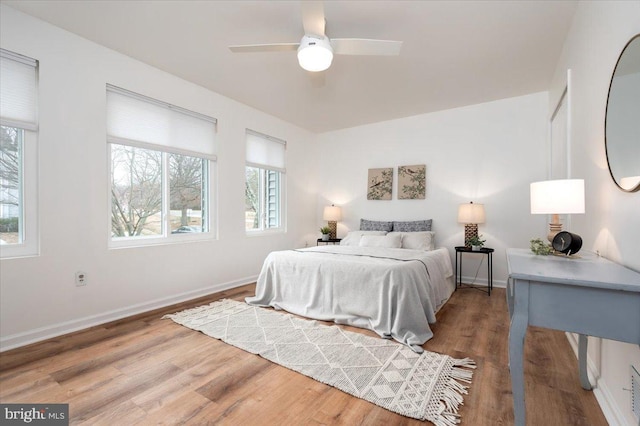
(0, 5, 318, 349)
(315, 92, 549, 285)
(548, 2, 640, 424)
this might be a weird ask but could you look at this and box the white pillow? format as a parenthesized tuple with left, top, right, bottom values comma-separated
(340, 231, 387, 246)
(389, 231, 435, 251)
(359, 234, 402, 248)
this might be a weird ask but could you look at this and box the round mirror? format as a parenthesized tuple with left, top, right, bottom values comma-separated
(605, 34, 640, 192)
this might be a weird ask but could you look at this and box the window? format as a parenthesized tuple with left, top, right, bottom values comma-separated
(245, 130, 285, 232)
(0, 49, 38, 258)
(107, 85, 216, 246)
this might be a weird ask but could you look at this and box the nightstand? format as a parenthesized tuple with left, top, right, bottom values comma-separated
(317, 238, 341, 245)
(454, 246, 494, 295)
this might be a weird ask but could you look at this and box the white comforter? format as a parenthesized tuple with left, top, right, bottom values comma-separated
(245, 246, 454, 352)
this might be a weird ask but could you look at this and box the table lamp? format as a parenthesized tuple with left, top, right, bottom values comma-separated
(458, 202, 485, 247)
(530, 179, 585, 243)
(323, 205, 342, 239)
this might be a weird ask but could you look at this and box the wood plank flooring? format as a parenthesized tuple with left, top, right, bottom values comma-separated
(0, 284, 608, 425)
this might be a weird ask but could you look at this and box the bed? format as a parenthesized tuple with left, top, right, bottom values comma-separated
(246, 224, 455, 353)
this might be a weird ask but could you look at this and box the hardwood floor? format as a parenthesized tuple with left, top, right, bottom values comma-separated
(0, 284, 608, 425)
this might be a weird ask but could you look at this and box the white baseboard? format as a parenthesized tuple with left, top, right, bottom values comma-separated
(0, 276, 257, 352)
(458, 275, 507, 288)
(565, 332, 626, 426)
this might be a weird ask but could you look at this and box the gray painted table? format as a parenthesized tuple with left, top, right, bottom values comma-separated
(506, 248, 640, 426)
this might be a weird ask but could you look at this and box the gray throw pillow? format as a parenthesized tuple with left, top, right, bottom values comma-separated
(392, 220, 432, 232)
(360, 219, 393, 232)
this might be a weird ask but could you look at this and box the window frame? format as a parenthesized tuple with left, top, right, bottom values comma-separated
(108, 141, 216, 248)
(0, 127, 38, 258)
(245, 130, 286, 235)
(105, 85, 217, 249)
(0, 49, 39, 259)
(245, 166, 285, 234)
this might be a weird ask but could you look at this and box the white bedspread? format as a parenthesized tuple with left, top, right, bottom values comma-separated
(245, 246, 454, 352)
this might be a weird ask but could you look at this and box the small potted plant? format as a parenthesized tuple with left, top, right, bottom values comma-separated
(320, 226, 331, 241)
(530, 238, 553, 255)
(468, 234, 486, 251)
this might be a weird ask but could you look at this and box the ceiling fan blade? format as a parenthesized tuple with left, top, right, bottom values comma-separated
(330, 39, 403, 56)
(301, 1, 325, 37)
(229, 43, 299, 53)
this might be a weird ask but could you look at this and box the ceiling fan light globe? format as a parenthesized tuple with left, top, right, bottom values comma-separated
(297, 35, 333, 72)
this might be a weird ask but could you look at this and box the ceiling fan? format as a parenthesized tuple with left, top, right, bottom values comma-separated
(228, 1, 402, 72)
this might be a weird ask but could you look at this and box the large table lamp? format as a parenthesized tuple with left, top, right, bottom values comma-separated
(530, 179, 585, 243)
(458, 202, 485, 247)
(323, 205, 342, 239)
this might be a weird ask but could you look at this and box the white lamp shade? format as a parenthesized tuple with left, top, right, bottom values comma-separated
(323, 205, 342, 221)
(297, 36, 333, 72)
(530, 179, 585, 214)
(457, 202, 485, 224)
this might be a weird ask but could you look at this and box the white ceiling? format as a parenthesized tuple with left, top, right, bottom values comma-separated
(3, 0, 578, 133)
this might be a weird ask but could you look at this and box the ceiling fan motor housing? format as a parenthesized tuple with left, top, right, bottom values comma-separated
(297, 35, 333, 72)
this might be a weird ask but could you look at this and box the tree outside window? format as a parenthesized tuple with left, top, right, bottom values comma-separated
(169, 153, 207, 232)
(0, 126, 22, 244)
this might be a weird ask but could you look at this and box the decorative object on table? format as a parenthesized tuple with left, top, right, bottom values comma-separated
(552, 231, 583, 255)
(605, 33, 640, 193)
(367, 168, 393, 200)
(319, 226, 331, 241)
(322, 204, 341, 239)
(530, 179, 585, 243)
(397, 164, 426, 199)
(468, 234, 486, 251)
(530, 238, 553, 255)
(164, 299, 475, 423)
(458, 201, 486, 247)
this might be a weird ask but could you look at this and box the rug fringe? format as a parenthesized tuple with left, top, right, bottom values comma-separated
(433, 411, 462, 426)
(430, 358, 476, 426)
(450, 358, 475, 383)
(453, 357, 477, 368)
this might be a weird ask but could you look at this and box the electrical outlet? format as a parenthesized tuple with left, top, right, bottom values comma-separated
(75, 271, 87, 286)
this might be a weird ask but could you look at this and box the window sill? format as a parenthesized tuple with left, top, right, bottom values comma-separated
(246, 228, 285, 237)
(109, 232, 216, 249)
(0, 247, 40, 259)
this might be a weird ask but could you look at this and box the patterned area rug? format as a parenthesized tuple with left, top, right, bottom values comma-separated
(163, 299, 475, 426)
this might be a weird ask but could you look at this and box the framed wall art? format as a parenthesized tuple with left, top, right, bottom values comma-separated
(367, 168, 393, 200)
(397, 164, 426, 199)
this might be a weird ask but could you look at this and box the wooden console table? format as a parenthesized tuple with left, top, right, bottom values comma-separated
(506, 248, 640, 425)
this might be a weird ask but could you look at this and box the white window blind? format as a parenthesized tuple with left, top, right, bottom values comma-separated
(0, 49, 37, 131)
(246, 129, 286, 172)
(106, 85, 217, 159)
